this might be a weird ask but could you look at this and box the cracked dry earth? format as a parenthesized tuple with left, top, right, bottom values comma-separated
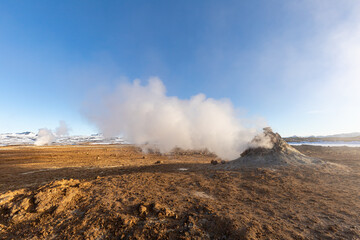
(0, 145, 359, 239)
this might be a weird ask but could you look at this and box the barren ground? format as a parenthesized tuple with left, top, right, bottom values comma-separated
(0, 145, 359, 239)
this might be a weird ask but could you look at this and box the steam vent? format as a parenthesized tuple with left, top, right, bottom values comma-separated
(228, 127, 322, 167)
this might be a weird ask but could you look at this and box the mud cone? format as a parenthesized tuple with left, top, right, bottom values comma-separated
(228, 127, 322, 167)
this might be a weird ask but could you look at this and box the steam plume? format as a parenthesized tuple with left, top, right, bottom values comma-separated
(34, 121, 70, 146)
(85, 78, 269, 159)
(55, 120, 70, 136)
(34, 128, 55, 146)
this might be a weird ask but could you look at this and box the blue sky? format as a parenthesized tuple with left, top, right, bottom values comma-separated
(1, 0, 359, 136)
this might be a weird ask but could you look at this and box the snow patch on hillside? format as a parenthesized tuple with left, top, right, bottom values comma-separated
(0, 132, 126, 146)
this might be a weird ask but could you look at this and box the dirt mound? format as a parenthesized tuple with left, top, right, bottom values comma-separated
(0, 177, 244, 239)
(226, 128, 322, 168)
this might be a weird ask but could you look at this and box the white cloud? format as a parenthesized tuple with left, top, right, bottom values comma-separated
(261, 0, 360, 134)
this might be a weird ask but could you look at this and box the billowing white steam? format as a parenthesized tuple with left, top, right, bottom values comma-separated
(34, 128, 55, 146)
(248, 131, 275, 149)
(85, 78, 269, 159)
(34, 121, 69, 146)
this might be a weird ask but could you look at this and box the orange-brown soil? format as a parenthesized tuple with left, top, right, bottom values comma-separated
(0, 145, 359, 239)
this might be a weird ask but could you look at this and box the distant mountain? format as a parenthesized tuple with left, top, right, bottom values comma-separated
(288, 132, 360, 138)
(284, 132, 360, 143)
(317, 132, 360, 138)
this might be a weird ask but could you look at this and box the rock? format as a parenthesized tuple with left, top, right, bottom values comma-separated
(0, 223, 6, 231)
(151, 203, 176, 218)
(19, 197, 32, 212)
(185, 215, 196, 229)
(154, 160, 163, 164)
(152, 203, 162, 213)
(121, 215, 136, 226)
(210, 160, 218, 165)
(138, 204, 147, 216)
(164, 207, 176, 218)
